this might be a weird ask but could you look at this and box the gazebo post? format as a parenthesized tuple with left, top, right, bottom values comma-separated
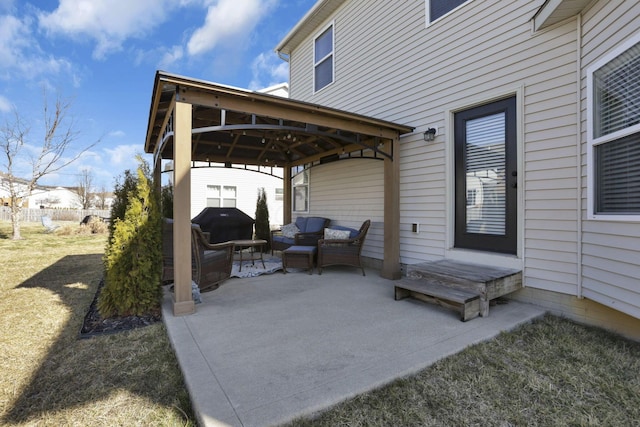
(381, 136, 401, 280)
(172, 100, 195, 316)
(283, 166, 292, 225)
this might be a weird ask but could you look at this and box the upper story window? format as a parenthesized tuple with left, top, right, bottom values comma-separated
(206, 185, 237, 208)
(427, 0, 469, 23)
(314, 23, 334, 92)
(587, 33, 640, 220)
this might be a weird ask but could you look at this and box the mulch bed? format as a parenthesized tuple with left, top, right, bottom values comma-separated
(79, 279, 162, 339)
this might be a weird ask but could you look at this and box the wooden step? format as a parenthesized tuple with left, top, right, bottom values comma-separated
(395, 278, 481, 322)
(405, 259, 522, 317)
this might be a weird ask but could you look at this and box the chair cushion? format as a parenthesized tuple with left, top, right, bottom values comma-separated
(304, 217, 328, 233)
(273, 235, 295, 245)
(202, 249, 228, 263)
(328, 225, 358, 239)
(295, 217, 308, 231)
(324, 228, 351, 240)
(281, 223, 299, 238)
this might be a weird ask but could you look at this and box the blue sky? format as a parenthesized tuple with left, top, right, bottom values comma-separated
(0, 0, 315, 190)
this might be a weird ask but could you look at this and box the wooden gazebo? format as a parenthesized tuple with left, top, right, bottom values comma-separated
(144, 71, 413, 315)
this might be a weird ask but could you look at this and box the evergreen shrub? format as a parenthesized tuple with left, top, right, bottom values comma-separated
(254, 187, 270, 252)
(99, 160, 162, 317)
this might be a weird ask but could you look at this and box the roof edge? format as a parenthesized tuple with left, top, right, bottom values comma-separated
(275, 0, 345, 55)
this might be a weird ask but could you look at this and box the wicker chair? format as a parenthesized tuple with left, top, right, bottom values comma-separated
(162, 219, 235, 292)
(317, 219, 371, 276)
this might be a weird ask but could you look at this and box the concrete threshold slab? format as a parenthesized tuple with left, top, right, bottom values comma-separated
(162, 267, 546, 427)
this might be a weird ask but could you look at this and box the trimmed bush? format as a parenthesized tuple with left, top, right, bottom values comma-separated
(254, 187, 270, 252)
(99, 161, 162, 317)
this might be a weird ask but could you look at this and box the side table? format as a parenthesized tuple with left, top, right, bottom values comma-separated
(231, 239, 267, 272)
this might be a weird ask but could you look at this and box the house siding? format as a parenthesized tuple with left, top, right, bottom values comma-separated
(288, 0, 581, 290)
(579, 0, 640, 320)
(307, 158, 385, 261)
(284, 0, 640, 330)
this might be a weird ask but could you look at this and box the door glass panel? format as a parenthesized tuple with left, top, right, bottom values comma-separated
(465, 112, 506, 235)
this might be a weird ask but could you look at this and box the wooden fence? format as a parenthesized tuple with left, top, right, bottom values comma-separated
(0, 207, 111, 223)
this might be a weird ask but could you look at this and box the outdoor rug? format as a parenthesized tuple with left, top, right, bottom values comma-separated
(230, 255, 283, 278)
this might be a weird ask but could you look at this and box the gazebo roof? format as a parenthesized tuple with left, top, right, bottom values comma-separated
(144, 71, 413, 168)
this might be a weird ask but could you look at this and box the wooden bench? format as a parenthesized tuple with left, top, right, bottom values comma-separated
(394, 279, 481, 321)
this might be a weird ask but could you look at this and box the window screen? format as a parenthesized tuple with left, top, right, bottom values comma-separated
(429, 0, 468, 22)
(314, 25, 333, 91)
(595, 132, 640, 214)
(590, 37, 640, 216)
(593, 41, 640, 138)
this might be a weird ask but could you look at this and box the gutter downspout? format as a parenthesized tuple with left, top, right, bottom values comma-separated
(576, 13, 584, 299)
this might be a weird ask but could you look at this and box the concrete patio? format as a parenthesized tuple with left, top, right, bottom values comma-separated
(162, 266, 546, 427)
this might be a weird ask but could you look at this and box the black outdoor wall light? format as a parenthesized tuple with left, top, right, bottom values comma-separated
(423, 127, 437, 142)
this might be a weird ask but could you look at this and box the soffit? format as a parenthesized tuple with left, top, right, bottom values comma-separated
(534, 0, 593, 30)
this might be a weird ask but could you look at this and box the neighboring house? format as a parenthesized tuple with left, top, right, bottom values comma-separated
(275, 0, 640, 337)
(26, 186, 82, 209)
(0, 172, 82, 209)
(172, 162, 284, 226)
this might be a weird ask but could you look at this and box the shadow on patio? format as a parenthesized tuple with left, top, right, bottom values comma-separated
(162, 265, 546, 427)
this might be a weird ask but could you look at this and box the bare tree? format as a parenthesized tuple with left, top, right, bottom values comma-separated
(0, 91, 100, 239)
(95, 185, 110, 210)
(77, 168, 94, 209)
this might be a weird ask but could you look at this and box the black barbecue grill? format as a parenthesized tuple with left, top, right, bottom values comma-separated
(191, 207, 255, 243)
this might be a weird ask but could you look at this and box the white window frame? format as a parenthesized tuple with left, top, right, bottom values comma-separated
(292, 169, 309, 213)
(587, 32, 640, 221)
(425, 0, 470, 26)
(206, 185, 237, 208)
(313, 21, 334, 93)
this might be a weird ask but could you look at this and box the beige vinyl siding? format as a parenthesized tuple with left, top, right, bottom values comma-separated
(579, 0, 640, 319)
(308, 158, 384, 260)
(289, 0, 581, 292)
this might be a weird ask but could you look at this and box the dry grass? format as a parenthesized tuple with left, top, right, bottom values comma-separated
(289, 315, 640, 426)
(0, 221, 194, 426)
(4, 222, 640, 427)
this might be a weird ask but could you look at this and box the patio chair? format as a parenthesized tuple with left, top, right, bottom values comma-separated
(317, 219, 371, 276)
(41, 215, 59, 233)
(270, 216, 330, 254)
(162, 219, 235, 292)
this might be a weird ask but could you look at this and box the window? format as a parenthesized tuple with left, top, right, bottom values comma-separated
(588, 34, 640, 219)
(206, 185, 236, 208)
(314, 23, 333, 92)
(427, 0, 468, 23)
(292, 169, 309, 213)
(275, 188, 283, 201)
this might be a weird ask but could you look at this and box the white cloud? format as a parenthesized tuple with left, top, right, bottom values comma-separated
(108, 130, 126, 138)
(248, 51, 288, 90)
(187, 0, 277, 56)
(0, 94, 11, 112)
(158, 45, 184, 70)
(0, 14, 73, 80)
(104, 144, 144, 167)
(38, 0, 177, 59)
